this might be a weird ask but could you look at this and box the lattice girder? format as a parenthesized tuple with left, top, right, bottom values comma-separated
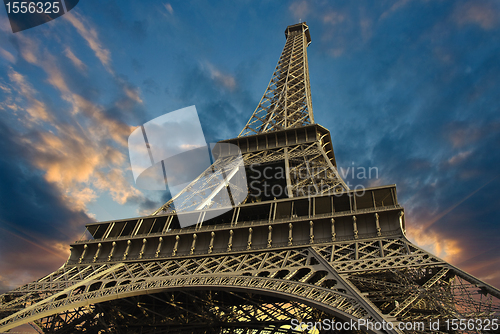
(155, 124, 349, 215)
(239, 23, 314, 137)
(3, 235, 500, 332)
(0, 247, 398, 333)
(37, 292, 329, 334)
(314, 238, 500, 330)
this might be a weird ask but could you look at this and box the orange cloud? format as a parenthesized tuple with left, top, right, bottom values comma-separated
(17, 34, 39, 65)
(8, 69, 51, 122)
(406, 223, 462, 263)
(64, 47, 87, 72)
(25, 121, 140, 209)
(408, 223, 500, 290)
(63, 11, 113, 74)
(5, 31, 144, 215)
(448, 126, 483, 148)
(124, 86, 143, 104)
(94, 168, 142, 205)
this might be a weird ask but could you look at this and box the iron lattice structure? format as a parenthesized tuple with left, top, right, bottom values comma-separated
(1, 22, 500, 334)
(239, 24, 314, 136)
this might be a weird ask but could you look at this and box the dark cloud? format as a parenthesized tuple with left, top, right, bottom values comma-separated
(301, 0, 500, 287)
(0, 11, 151, 293)
(130, 20, 149, 41)
(104, 75, 148, 126)
(88, 0, 149, 42)
(0, 122, 91, 238)
(0, 120, 93, 293)
(125, 193, 165, 215)
(143, 78, 160, 95)
(132, 58, 143, 73)
(138, 197, 161, 212)
(173, 61, 258, 142)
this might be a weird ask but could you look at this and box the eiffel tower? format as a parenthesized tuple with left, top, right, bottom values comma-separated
(1, 22, 499, 334)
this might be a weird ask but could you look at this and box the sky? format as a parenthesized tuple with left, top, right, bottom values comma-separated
(0, 0, 499, 314)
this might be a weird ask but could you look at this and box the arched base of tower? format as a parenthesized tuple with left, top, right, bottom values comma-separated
(37, 289, 356, 334)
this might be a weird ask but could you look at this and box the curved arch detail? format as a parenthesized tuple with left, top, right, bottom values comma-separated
(0, 274, 370, 332)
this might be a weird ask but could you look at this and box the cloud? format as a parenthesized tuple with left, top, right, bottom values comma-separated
(0, 120, 92, 293)
(29, 127, 105, 185)
(447, 150, 471, 166)
(406, 224, 462, 263)
(164, 3, 174, 15)
(173, 61, 256, 142)
(202, 61, 237, 91)
(17, 44, 136, 145)
(323, 11, 345, 25)
(93, 168, 142, 205)
(143, 78, 160, 95)
(289, 1, 309, 21)
(0, 47, 15, 63)
(8, 69, 51, 122)
(379, 0, 413, 21)
(66, 187, 98, 212)
(325, 23, 500, 286)
(64, 47, 87, 72)
(444, 121, 496, 148)
(0, 10, 159, 293)
(316, 5, 376, 58)
(453, 1, 500, 30)
(123, 85, 143, 104)
(0, 13, 11, 32)
(3, 28, 147, 215)
(17, 34, 39, 65)
(63, 11, 113, 74)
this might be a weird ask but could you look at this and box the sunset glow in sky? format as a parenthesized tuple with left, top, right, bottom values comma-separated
(1, 0, 500, 308)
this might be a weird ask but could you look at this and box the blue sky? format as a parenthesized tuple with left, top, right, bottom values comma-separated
(0, 0, 500, 305)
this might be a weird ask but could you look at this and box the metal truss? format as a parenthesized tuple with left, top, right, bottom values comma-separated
(314, 238, 500, 332)
(0, 248, 377, 331)
(153, 153, 246, 215)
(36, 291, 328, 334)
(2, 237, 499, 332)
(239, 23, 314, 137)
(153, 22, 346, 215)
(242, 140, 348, 196)
(154, 131, 348, 215)
(286, 141, 348, 196)
(2, 22, 500, 334)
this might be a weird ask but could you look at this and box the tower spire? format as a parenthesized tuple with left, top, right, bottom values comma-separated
(239, 22, 314, 137)
(152, 22, 348, 216)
